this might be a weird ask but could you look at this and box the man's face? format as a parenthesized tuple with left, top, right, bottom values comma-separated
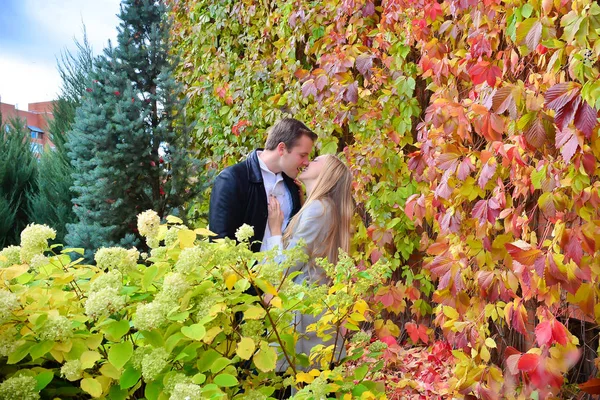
(278, 135, 314, 178)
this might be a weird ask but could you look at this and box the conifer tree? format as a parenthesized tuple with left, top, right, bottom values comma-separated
(0, 117, 37, 248)
(27, 33, 94, 243)
(66, 0, 200, 257)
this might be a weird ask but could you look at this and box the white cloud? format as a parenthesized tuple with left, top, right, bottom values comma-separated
(0, 0, 120, 109)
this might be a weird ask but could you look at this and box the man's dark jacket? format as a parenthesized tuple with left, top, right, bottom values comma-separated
(208, 150, 302, 252)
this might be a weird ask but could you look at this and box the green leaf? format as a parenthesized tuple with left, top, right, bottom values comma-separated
(120, 367, 141, 389)
(531, 165, 547, 190)
(8, 342, 31, 364)
(145, 380, 163, 400)
(192, 373, 206, 384)
(210, 357, 232, 373)
(521, 3, 533, 18)
(197, 349, 221, 372)
(236, 337, 255, 360)
(181, 324, 206, 341)
(142, 330, 164, 347)
(108, 341, 133, 369)
(142, 265, 158, 290)
(108, 386, 128, 400)
(104, 319, 130, 341)
(29, 340, 55, 360)
(253, 341, 277, 372)
(354, 363, 369, 381)
(34, 370, 54, 391)
(81, 377, 103, 398)
(320, 139, 338, 155)
(214, 373, 239, 387)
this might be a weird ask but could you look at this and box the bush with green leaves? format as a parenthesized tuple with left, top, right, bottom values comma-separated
(0, 212, 392, 399)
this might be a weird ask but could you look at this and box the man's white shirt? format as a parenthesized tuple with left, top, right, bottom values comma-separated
(257, 152, 292, 251)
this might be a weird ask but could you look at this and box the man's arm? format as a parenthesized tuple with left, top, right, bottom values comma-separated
(208, 169, 242, 240)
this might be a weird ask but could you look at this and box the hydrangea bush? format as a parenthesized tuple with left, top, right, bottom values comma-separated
(0, 215, 393, 399)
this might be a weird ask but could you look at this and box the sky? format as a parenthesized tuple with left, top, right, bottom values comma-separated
(0, 0, 121, 109)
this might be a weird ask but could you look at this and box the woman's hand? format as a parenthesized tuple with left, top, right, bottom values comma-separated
(267, 195, 283, 235)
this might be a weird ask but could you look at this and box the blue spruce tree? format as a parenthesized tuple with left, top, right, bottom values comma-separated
(66, 0, 200, 258)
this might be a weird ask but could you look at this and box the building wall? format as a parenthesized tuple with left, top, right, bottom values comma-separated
(1, 101, 55, 153)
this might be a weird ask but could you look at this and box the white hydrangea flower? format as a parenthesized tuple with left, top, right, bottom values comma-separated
(175, 246, 205, 275)
(133, 301, 168, 332)
(38, 315, 72, 342)
(131, 346, 152, 370)
(164, 373, 193, 395)
(146, 237, 160, 249)
(29, 254, 50, 272)
(137, 210, 160, 239)
(141, 347, 169, 381)
(156, 273, 189, 303)
(60, 359, 83, 381)
(0, 325, 18, 357)
(19, 224, 56, 263)
(0, 290, 19, 324)
(95, 247, 138, 272)
(0, 375, 40, 400)
(169, 383, 202, 400)
(84, 288, 126, 320)
(235, 223, 254, 242)
(0, 246, 21, 268)
(150, 247, 167, 259)
(89, 270, 123, 293)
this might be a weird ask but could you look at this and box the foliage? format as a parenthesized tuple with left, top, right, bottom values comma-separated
(0, 117, 37, 249)
(66, 0, 204, 259)
(27, 31, 94, 243)
(168, 0, 422, 272)
(401, 0, 600, 397)
(170, 0, 600, 397)
(0, 215, 394, 399)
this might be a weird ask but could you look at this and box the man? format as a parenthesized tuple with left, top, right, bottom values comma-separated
(209, 118, 317, 252)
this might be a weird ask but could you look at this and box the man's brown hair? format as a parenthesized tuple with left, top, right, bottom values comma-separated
(264, 118, 317, 151)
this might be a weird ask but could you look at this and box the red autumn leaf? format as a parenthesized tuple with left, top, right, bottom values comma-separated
(517, 353, 540, 372)
(582, 153, 596, 175)
(478, 160, 497, 189)
(301, 79, 317, 98)
(469, 60, 502, 87)
(562, 229, 583, 265)
(555, 126, 579, 163)
(472, 198, 500, 225)
(405, 322, 429, 344)
(534, 321, 552, 346)
(574, 100, 599, 139)
(457, 157, 475, 180)
(505, 300, 528, 335)
(525, 113, 547, 148)
(505, 240, 542, 265)
(86, 88, 93, 92)
(506, 354, 521, 375)
(554, 95, 580, 132)
(344, 81, 358, 103)
(294, 68, 310, 80)
(551, 319, 569, 346)
(579, 378, 600, 395)
(437, 152, 461, 171)
(491, 86, 516, 117)
(356, 53, 374, 77)
(114, 91, 121, 96)
(545, 82, 579, 111)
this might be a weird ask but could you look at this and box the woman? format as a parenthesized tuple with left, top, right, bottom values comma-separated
(264, 154, 353, 369)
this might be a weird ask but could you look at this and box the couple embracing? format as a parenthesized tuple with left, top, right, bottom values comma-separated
(208, 118, 352, 368)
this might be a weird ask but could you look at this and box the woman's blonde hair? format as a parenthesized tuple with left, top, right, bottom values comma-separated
(283, 154, 353, 265)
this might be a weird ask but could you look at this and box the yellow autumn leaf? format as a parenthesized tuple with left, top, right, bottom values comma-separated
(195, 227, 216, 236)
(81, 377, 103, 398)
(80, 351, 102, 369)
(178, 229, 197, 248)
(480, 345, 491, 362)
(270, 296, 282, 309)
(485, 337, 497, 348)
(296, 371, 314, 384)
(443, 306, 460, 320)
(236, 337, 255, 360)
(244, 305, 266, 320)
(166, 215, 184, 224)
(225, 273, 238, 290)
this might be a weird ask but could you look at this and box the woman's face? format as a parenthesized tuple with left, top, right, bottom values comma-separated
(298, 155, 326, 182)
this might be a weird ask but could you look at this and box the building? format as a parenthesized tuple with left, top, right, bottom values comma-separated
(0, 100, 55, 155)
